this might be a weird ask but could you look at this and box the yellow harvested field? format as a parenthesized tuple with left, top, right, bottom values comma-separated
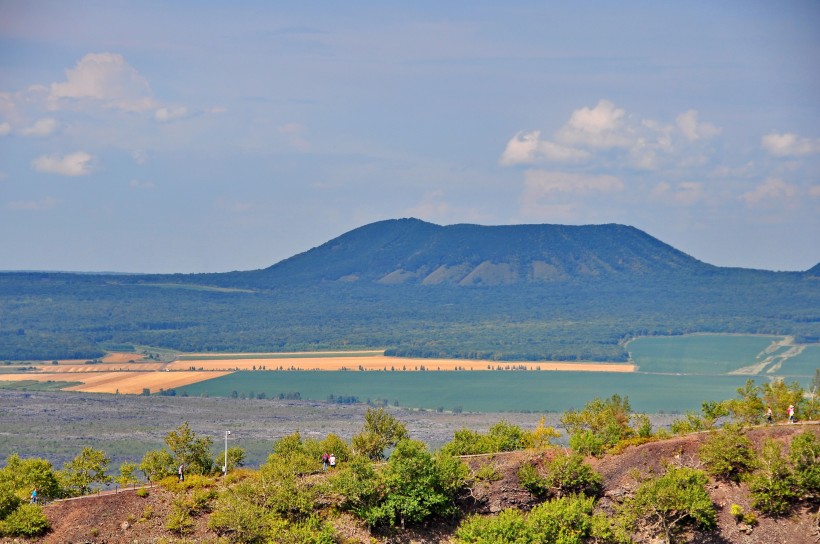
(0, 371, 229, 394)
(52, 353, 146, 364)
(169, 355, 635, 373)
(32, 363, 166, 373)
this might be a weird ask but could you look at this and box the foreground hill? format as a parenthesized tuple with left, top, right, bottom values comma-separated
(1, 219, 818, 361)
(20, 423, 820, 544)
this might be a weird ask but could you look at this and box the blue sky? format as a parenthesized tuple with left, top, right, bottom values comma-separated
(1, 1, 818, 273)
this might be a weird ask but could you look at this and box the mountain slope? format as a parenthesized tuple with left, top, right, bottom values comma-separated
(240, 218, 714, 287)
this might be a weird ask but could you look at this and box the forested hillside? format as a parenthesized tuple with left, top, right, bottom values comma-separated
(1, 219, 818, 360)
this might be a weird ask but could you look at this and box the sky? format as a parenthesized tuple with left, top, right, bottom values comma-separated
(1, 1, 818, 273)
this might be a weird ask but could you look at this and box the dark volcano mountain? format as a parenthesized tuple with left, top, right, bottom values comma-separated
(224, 218, 714, 288)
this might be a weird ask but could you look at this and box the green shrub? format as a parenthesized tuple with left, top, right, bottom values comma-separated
(267, 515, 336, 544)
(208, 488, 269, 543)
(329, 455, 381, 520)
(748, 438, 796, 516)
(351, 408, 408, 461)
(165, 495, 195, 535)
(357, 439, 469, 528)
(730, 503, 744, 522)
(0, 482, 22, 519)
(517, 452, 602, 499)
(790, 430, 820, 497)
(0, 503, 50, 537)
(568, 430, 605, 456)
(455, 508, 528, 543)
(442, 420, 529, 455)
(698, 424, 756, 482)
(135, 487, 149, 498)
(561, 395, 635, 456)
(628, 466, 715, 544)
(455, 495, 598, 544)
(474, 463, 502, 482)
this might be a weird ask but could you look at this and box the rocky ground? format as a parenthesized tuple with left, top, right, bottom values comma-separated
(5, 423, 817, 544)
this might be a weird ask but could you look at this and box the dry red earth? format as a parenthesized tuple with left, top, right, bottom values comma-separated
(6, 423, 819, 544)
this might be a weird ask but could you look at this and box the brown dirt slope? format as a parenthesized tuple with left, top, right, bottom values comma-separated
(7, 423, 819, 544)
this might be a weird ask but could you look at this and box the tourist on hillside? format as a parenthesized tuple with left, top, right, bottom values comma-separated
(30, 487, 37, 504)
(765, 407, 773, 424)
(329, 453, 336, 469)
(321, 452, 329, 471)
(788, 404, 795, 424)
(178, 463, 185, 482)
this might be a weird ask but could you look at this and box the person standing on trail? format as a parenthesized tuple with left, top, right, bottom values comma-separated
(766, 407, 773, 424)
(329, 453, 336, 469)
(321, 452, 329, 471)
(30, 487, 37, 504)
(178, 463, 185, 482)
(788, 404, 795, 423)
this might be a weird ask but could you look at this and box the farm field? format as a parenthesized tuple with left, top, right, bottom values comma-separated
(0, 334, 815, 410)
(168, 354, 634, 372)
(174, 370, 767, 413)
(0, 371, 230, 394)
(627, 334, 819, 376)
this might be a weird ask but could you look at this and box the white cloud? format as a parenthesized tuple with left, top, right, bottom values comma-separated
(0, 122, 10, 136)
(155, 106, 188, 122)
(501, 102, 721, 172)
(21, 117, 58, 137)
(761, 132, 820, 157)
(739, 177, 797, 206)
(500, 130, 589, 165)
(523, 170, 624, 196)
(555, 99, 632, 149)
(650, 181, 705, 206)
(49, 53, 156, 112)
(676, 110, 721, 142)
(7, 196, 58, 211)
(31, 152, 95, 176)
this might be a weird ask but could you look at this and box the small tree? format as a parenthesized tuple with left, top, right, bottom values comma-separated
(165, 422, 214, 475)
(747, 438, 796, 516)
(364, 439, 467, 528)
(629, 466, 716, 544)
(0, 454, 62, 501)
(561, 394, 634, 455)
(523, 416, 561, 449)
(351, 408, 408, 461)
(761, 380, 804, 422)
(60, 447, 111, 496)
(790, 430, 820, 498)
(114, 462, 140, 487)
(139, 449, 174, 482)
(727, 380, 764, 425)
(698, 424, 756, 482)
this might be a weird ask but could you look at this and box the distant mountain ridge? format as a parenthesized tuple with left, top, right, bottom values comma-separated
(244, 218, 715, 287)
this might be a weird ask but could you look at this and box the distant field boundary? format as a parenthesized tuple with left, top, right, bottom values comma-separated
(176, 350, 384, 361)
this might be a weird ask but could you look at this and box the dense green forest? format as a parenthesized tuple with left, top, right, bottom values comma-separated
(1, 271, 817, 361)
(1, 220, 818, 361)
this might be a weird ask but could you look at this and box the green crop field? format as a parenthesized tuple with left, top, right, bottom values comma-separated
(769, 345, 820, 377)
(174, 370, 785, 413)
(627, 334, 784, 374)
